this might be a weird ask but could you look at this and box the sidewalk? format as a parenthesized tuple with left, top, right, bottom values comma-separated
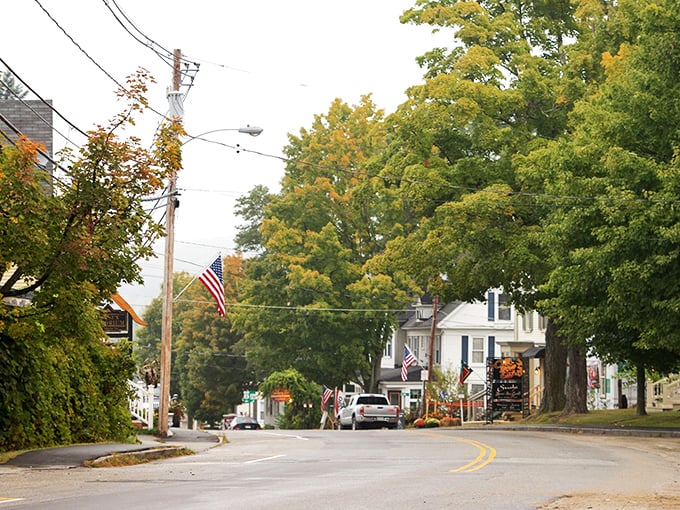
(3, 427, 222, 469)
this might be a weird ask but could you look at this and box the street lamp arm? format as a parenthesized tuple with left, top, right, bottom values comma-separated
(182, 126, 263, 145)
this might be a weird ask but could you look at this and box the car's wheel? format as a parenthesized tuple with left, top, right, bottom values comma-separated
(351, 415, 359, 430)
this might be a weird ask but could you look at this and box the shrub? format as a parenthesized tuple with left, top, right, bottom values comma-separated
(425, 417, 440, 428)
(413, 418, 426, 428)
(440, 416, 461, 427)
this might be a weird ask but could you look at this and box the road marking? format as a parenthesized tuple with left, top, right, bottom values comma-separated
(244, 454, 285, 464)
(414, 431, 496, 473)
(0, 498, 24, 504)
(261, 431, 309, 440)
(449, 437, 496, 473)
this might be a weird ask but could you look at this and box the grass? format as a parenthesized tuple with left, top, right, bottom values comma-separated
(524, 408, 680, 429)
(85, 446, 194, 467)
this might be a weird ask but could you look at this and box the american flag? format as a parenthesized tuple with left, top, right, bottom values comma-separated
(321, 385, 333, 408)
(334, 388, 342, 416)
(401, 345, 417, 381)
(198, 256, 225, 317)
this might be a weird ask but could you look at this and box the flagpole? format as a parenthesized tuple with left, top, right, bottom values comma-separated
(173, 252, 221, 303)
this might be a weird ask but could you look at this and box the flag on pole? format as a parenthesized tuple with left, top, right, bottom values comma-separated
(321, 385, 333, 408)
(334, 387, 341, 415)
(401, 345, 417, 382)
(198, 256, 225, 317)
(460, 362, 473, 385)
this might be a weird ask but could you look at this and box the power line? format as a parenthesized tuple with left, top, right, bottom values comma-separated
(31, 0, 171, 120)
(0, 57, 88, 139)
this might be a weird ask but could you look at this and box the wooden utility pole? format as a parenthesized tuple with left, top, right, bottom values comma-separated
(158, 49, 183, 438)
(428, 295, 439, 378)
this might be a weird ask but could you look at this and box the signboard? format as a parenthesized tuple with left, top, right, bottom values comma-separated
(486, 357, 529, 422)
(270, 388, 291, 402)
(102, 306, 132, 343)
(242, 390, 258, 403)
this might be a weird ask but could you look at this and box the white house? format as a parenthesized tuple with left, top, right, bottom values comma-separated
(379, 291, 547, 417)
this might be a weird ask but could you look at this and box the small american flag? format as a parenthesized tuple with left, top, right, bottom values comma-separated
(321, 385, 333, 408)
(198, 256, 225, 317)
(401, 345, 417, 381)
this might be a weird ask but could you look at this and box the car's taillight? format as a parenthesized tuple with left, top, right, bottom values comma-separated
(359, 406, 364, 415)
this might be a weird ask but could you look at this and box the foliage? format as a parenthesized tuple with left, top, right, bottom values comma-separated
(439, 416, 460, 427)
(137, 255, 254, 426)
(234, 96, 416, 392)
(0, 71, 172, 450)
(425, 417, 440, 428)
(258, 369, 321, 429)
(425, 364, 464, 405)
(534, 0, 680, 394)
(412, 418, 426, 428)
(0, 68, 27, 100)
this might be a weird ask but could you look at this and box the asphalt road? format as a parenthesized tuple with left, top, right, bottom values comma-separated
(1, 428, 679, 509)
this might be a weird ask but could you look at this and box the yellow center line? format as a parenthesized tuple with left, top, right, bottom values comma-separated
(414, 431, 497, 473)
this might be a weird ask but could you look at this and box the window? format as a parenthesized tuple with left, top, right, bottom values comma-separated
(407, 335, 420, 360)
(538, 314, 548, 331)
(435, 335, 441, 365)
(472, 337, 484, 363)
(383, 342, 392, 358)
(470, 384, 485, 396)
(498, 293, 511, 320)
(522, 311, 533, 332)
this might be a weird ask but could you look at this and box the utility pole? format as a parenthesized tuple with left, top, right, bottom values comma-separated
(428, 295, 439, 378)
(158, 49, 183, 438)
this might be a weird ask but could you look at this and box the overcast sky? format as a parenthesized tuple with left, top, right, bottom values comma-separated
(3, 1, 449, 311)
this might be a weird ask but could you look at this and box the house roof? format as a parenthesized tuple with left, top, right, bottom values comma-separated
(380, 365, 422, 383)
(400, 301, 462, 330)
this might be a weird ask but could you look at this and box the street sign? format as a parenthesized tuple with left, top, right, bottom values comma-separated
(242, 390, 258, 403)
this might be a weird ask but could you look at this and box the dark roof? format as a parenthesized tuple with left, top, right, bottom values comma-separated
(380, 365, 422, 383)
(522, 346, 545, 358)
(400, 301, 461, 330)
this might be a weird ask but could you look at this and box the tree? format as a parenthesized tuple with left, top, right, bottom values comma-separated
(0, 68, 27, 100)
(534, 0, 680, 415)
(137, 255, 254, 426)
(234, 96, 416, 392)
(0, 71, 174, 449)
(258, 369, 320, 429)
(370, 0, 603, 414)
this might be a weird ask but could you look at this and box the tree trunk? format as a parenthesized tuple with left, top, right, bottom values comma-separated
(636, 362, 647, 416)
(538, 317, 567, 413)
(562, 343, 588, 415)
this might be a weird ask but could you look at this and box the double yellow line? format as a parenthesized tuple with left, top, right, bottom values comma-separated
(415, 431, 496, 473)
(449, 436, 496, 473)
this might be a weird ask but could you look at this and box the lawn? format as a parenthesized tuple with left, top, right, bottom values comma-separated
(525, 408, 680, 429)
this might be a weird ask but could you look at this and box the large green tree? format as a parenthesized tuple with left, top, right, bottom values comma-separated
(534, 0, 680, 414)
(369, 0, 607, 414)
(234, 96, 415, 392)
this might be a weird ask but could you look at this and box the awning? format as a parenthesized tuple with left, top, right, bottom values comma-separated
(522, 346, 545, 358)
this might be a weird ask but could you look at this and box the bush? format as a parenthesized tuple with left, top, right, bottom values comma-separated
(425, 417, 440, 428)
(439, 416, 461, 427)
(413, 418, 426, 428)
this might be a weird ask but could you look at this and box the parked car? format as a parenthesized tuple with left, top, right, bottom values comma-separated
(222, 413, 237, 430)
(229, 416, 261, 430)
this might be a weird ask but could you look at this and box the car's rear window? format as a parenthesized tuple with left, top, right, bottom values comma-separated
(356, 396, 389, 405)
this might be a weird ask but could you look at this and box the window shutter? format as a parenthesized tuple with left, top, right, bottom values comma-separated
(488, 336, 495, 359)
(487, 292, 495, 321)
(461, 335, 469, 364)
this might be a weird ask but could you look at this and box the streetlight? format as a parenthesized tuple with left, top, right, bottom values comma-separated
(157, 123, 263, 438)
(181, 126, 263, 146)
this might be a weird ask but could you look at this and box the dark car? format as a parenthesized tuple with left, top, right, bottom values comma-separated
(229, 416, 261, 430)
